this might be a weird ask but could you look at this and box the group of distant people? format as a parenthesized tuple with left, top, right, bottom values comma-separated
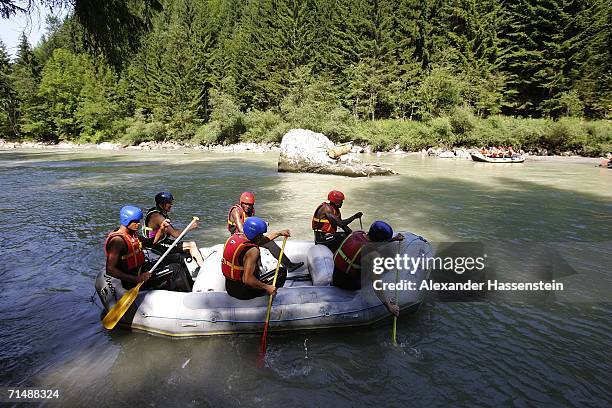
(104, 190, 403, 315)
(479, 146, 522, 158)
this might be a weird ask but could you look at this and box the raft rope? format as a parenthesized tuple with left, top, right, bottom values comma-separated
(142, 303, 389, 324)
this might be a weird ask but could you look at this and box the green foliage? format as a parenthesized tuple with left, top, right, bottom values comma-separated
(242, 109, 288, 143)
(3, 0, 610, 153)
(120, 113, 167, 145)
(418, 69, 463, 117)
(193, 90, 245, 145)
(37, 49, 91, 140)
(0, 39, 18, 138)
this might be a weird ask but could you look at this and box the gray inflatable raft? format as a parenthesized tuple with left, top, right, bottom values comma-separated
(95, 232, 432, 337)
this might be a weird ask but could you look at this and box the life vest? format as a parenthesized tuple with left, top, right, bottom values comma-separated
(104, 229, 145, 272)
(333, 231, 368, 280)
(227, 204, 255, 234)
(312, 202, 341, 233)
(221, 233, 258, 281)
(143, 206, 168, 239)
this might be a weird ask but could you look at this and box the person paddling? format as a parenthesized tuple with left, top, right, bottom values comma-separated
(227, 191, 303, 272)
(144, 192, 205, 268)
(222, 217, 291, 300)
(312, 190, 363, 253)
(105, 206, 191, 292)
(332, 220, 404, 316)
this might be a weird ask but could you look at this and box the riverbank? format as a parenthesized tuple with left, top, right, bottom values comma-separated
(1, 138, 607, 165)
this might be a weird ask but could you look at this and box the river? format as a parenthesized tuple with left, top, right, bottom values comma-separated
(0, 149, 610, 407)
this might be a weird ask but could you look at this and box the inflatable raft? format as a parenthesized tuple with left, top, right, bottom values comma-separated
(95, 232, 432, 337)
(471, 152, 525, 163)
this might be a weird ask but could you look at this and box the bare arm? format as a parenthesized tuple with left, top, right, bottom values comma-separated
(105, 237, 149, 283)
(326, 210, 362, 233)
(391, 233, 405, 242)
(263, 229, 291, 241)
(242, 247, 276, 295)
(154, 215, 197, 238)
(230, 208, 244, 233)
(140, 219, 171, 247)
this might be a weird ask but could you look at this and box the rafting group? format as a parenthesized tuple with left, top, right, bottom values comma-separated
(478, 146, 523, 158)
(104, 190, 405, 316)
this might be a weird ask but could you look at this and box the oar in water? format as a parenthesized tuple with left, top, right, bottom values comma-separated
(102, 216, 199, 330)
(260, 236, 288, 355)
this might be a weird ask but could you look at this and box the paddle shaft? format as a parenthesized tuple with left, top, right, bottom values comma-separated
(392, 240, 401, 345)
(261, 236, 288, 354)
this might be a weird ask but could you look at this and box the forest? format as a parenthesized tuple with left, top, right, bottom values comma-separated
(0, 0, 610, 154)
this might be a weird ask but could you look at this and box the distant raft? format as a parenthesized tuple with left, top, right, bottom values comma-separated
(95, 232, 432, 337)
(470, 152, 526, 163)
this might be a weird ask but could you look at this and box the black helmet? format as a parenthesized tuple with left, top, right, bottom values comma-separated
(155, 191, 174, 205)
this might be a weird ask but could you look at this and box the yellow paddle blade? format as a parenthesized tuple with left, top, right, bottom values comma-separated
(102, 282, 143, 330)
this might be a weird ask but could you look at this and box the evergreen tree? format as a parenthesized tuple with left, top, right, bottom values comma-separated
(37, 48, 91, 140)
(570, 0, 611, 118)
(76, 58, 126, 142)
(0, 39, 18, 138)
(130, 0, 211, 136)
(10, 33, 43, 139)
(498, 0, 583, 118)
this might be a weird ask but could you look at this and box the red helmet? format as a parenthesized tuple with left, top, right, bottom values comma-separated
(240, 191, 255, 205)
(328, 190, 345, 205)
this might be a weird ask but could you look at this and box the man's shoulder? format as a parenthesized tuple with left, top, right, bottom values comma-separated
(107, 235, 127, 250)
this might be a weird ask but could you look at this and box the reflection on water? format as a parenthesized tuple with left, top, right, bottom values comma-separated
(0, 149, 610, 406)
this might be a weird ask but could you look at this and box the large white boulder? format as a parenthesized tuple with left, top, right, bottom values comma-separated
(278, 129, 396, 177)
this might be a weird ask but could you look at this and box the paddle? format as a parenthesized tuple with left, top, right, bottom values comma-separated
(102, 216, 200, 330)
(359, 216, 363, 231)
(260, 236, 288, 355)
(392, 240, 401, 345)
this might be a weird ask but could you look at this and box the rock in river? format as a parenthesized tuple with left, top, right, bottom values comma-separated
(277, 129, 396, 177)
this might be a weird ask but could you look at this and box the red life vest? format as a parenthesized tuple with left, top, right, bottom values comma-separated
(104, 229, 145, 272)
(312, 202, 341, 233)
(333, 231, 368, 280)
(227, 204, 255, 234)
(221, 233, 258, 281)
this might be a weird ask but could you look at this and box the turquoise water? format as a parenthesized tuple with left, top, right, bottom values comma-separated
(0, 149, 610, 406)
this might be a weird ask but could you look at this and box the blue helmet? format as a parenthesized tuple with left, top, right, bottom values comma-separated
(155, 191, 174, 205)
(368, 221, 393, 242)
(243, 216, 267, 240)
(120, 205, 143, 227)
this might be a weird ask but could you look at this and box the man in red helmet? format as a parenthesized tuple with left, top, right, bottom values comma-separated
(227, 191, 256, 235)
(227, 192, 304, 272)
(312, 190, 362, 253)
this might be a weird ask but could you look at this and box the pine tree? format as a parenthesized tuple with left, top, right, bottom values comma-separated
(0, 39, 19, 138)
(570, 0, 611, 118)
(10, 33, 44, 139)
(498, 0, 582, 118)
(37, 49, 91, 140)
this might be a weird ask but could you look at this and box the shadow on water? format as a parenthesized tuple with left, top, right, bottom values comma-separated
(0, 151, 611, 406)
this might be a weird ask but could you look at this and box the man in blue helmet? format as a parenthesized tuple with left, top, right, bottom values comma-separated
(105, 206, 192, 292)
(332, 220, 404, 315)
(221, 216, 291, 300)
(143, 192, 205, 269)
